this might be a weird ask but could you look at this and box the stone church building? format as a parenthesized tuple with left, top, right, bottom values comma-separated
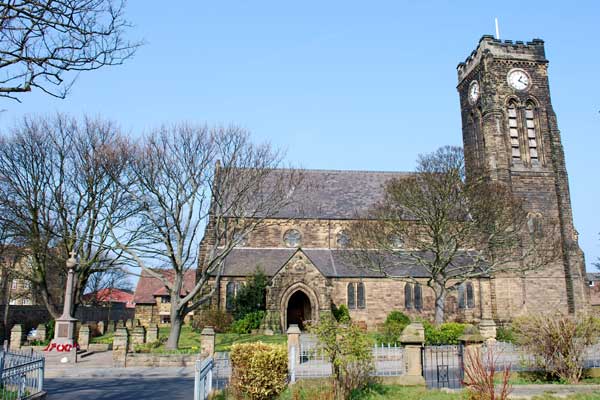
(135, 35, 590, 332)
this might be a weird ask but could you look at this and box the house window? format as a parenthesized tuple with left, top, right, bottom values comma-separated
(357, 282, 366, 309)
(160, 315, 171, 324)
(11, 280, 17, 290)
(283, 229, 302, 248)
(160, 295, 171, 304)
(458, 282, 475, 309)
(347, 283, 356, 309)
(525, 103, 539, 162)
(226, 282, 236, 311)
(507, 101, 521, 161)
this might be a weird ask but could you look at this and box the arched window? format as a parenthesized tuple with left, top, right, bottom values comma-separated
(404, 283, 413, 309)
(414, 284, 423, 311)
(525, 102, 539, 163)
(527, 212, 544, 237)
(226, 282, 235, 311)
(357, 282, 366, 309)
(458, 284, 465, 309)
(466, 282, 475, 309)
(507, 101, 521, 161)
(458, 281, 475, 309)
(347, 283, 356, 309)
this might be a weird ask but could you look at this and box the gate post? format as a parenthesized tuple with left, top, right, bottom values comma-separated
(201, 327, 216, 357)
(287, 324, 301, 373)
(459, 325, 485, 384)
(400, 322, 426, 385)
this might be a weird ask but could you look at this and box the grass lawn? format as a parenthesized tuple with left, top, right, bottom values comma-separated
(90, 325, 286, 353)
(213, 381, 600, 400)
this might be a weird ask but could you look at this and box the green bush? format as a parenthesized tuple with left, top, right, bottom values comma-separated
(230, 311, 266, 334)
(310, 315, 375, 399)
(496, 326, 516, 343)
(375, 311, 411, 345)
(233, 269, 268, 320)
(385, 311, 410, 326)
(230, 342, 288, 400)
(332, 304, 351, 323)
(513, 313, 600, 384)
(424, 322, 467, 345)
(192, 309, 233, 333)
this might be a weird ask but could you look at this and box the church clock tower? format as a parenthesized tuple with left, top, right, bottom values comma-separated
(456, 35, 589, 320)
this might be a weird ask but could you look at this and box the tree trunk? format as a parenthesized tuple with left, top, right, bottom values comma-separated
(433, 283, 446, 325)
(166, 309, 183, 350)
(38, 287, 61, 320)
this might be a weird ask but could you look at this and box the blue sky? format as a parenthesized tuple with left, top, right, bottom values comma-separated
(1, 1, 599, 270)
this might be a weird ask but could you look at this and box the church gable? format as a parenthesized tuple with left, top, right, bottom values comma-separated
(266, 249, 332, 319)
(270, 249, 327, 291)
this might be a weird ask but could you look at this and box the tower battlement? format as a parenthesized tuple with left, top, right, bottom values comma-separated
(457, 35, 546, 82)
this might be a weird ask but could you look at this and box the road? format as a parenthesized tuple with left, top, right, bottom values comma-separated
(45, 376, 195, 400)
(44, 364, 197, 400)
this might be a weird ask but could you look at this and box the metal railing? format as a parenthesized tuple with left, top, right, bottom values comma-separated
(289, 342, 406, 380)
(194, 357, 213, 400)
(0, 349, 45, 400)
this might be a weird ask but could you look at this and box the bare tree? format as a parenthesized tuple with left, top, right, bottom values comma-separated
(0, 114, 134, 318)
(349, 146, 557, 324)
(111, 124, 302, 349)
(0, 0, 141, 101)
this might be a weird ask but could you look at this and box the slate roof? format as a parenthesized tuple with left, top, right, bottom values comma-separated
(133, 269, 196, 304)
(229, 169, 412, 220)
(219, 248, 484, 279)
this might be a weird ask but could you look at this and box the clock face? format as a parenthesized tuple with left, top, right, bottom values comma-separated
(468, 80, 480, 104)
(507, 69, 530, 91)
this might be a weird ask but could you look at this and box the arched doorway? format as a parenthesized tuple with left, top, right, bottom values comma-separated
(286, 290, 312, 330)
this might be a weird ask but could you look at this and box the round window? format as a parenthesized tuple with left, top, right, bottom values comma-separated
(283, 229, 302, 248)
(233, 231, 247, 246)
(389, 234, 404, 249)
(336, 230, 351, 248)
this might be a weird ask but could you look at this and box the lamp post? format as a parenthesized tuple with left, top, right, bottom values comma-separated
(48, 252, 79, 352)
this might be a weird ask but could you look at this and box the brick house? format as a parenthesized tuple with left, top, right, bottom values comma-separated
(133, 270, 196, 326)
(133, 35, 591, 332)
(82, 288, 135, 309)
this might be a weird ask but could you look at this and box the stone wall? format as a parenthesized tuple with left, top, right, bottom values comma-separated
(135, 304, 158, 327)
(330, 278, 489, 330)
(239, 218, 354, 249)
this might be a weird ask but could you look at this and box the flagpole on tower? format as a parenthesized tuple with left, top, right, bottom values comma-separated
(495, 17, 501, 40)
